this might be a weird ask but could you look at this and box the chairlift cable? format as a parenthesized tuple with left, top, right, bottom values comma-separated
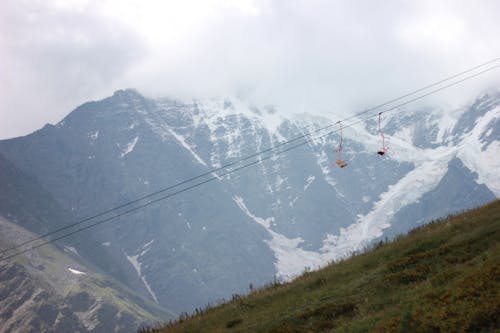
(1, 61, 499, 261)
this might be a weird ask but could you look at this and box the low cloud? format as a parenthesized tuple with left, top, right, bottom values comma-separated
(2, 0, 500, 138)
(1, 0, 145, 138)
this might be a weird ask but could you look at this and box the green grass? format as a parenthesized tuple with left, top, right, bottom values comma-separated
(0, 219, 175, 324)
(148, 200, 500, 333)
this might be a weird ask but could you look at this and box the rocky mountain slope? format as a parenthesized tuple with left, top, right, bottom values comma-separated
(0, 89, 498, 314)
(0, 153, 175, 333)
(0, 215, 176, 333)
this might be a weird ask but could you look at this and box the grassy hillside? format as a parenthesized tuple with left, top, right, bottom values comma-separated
(0, 216, 176, 332)
(147, 200, 500, 333)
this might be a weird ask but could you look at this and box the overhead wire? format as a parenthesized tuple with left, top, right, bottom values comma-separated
(1, 60, 499, 262)
(2, 61, 499, 260)
(340, 56, 500, 124)
(4, 57, 499, 259)
(0, 108, 397, 263)
(0, 139, 312, 262)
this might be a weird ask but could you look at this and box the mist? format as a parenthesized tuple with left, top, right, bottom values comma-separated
(2, 0, 500, 139)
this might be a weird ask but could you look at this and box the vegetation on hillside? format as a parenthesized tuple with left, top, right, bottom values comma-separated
(142, 200, 500, 333)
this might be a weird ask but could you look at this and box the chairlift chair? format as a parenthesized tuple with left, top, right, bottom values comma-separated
(377, 113, 389, 155)
(336, 122, 348, 168)
(336, 159, 348, 168)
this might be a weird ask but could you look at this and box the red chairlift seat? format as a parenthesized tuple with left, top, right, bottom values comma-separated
(336, 159, 348, 168)
(335, 122, 348, 168)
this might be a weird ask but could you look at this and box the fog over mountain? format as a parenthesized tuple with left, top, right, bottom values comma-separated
(2, 0, 500, 138)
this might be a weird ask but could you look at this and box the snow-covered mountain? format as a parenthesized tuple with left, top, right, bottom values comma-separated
(0, 89, 498, 314)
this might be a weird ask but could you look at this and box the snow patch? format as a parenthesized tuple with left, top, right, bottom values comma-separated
(433, 107, 463, 144)
(316, 150, 337, 188)
(457, 107, 500, 196)
(275, 175, 286, 190)
(166, 128, 207, 166)
(233, 196, 324, 279)
(139, 239, 155, 256)
(68, 267, 86, 275)
(64, 246, 79, 256)
(233, 196, 273, 228)
(88, 131, 99, 140)
(126, 254, 158, 303)
(304, 175, 315, 191)
(322, 149, 454, 255)
(120, 136, 139, 158)
(199, 98, 286, 139)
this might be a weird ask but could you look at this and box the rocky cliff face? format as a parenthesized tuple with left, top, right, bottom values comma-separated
(0, 215, 175, 333)
(0, 154, 175, 333)
(0, 260, 87, 333)
(0, 89, 498, 314)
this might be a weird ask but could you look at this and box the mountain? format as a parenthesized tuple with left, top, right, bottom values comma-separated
(0, 88, 498, 315)
(0, 217, 175, 333)
(149, 200, 500, 333)
(0, 153, 176, 332)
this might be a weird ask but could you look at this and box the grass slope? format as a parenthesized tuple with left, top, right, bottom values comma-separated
(151, 200, 500, 333)
(0, 216, 176, 328)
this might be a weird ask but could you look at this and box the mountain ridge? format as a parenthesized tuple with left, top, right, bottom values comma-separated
(0, 88, 498, 315)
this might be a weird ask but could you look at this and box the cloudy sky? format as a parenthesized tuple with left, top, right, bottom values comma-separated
(1, 0, 500, 139)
